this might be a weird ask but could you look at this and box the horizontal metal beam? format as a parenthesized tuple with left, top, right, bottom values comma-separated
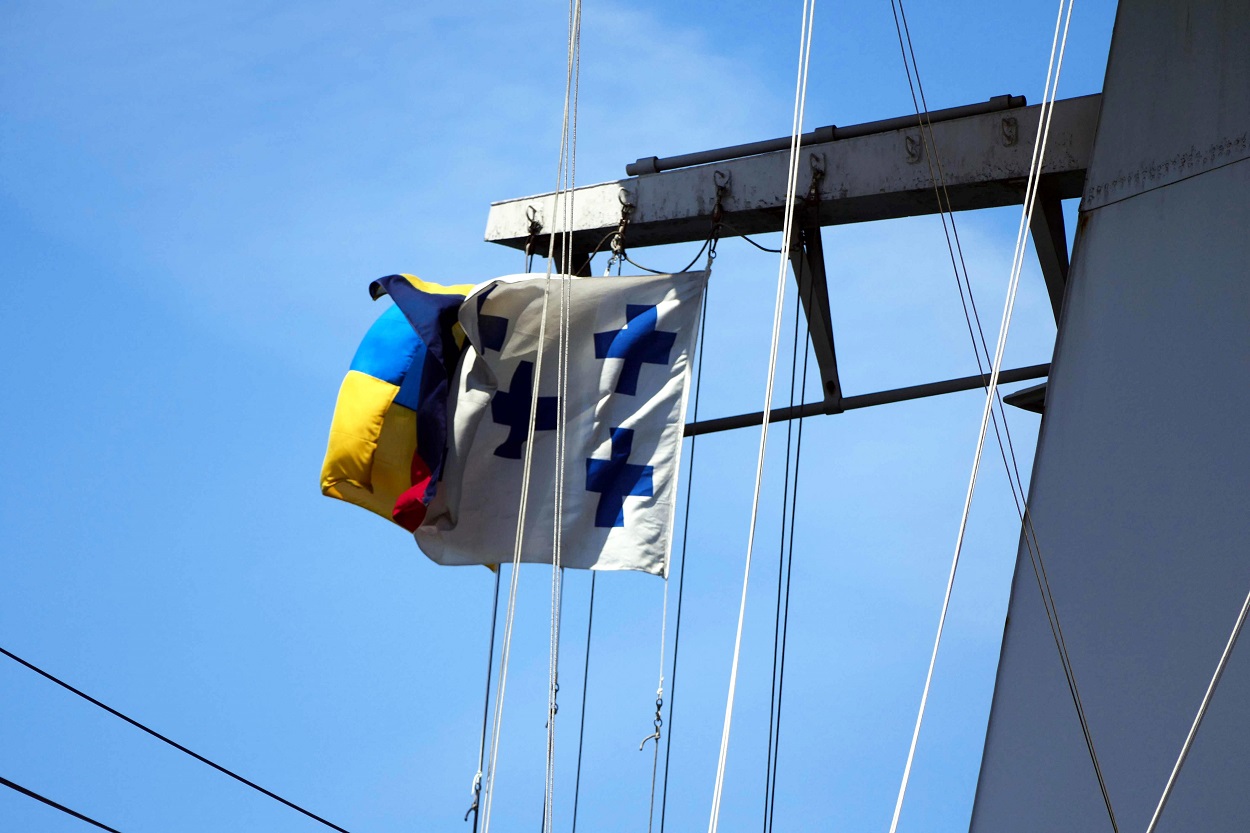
(682, 363, 1050, 437)
(485, 95, 1100, 254)
(627, 94, 1027, 175)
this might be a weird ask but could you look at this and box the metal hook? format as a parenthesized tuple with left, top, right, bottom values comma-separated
(639, 695, 664, 750)
(524, 205, 544, 272)
(525, 205, 542, 231)
(712, 170, 731, 228)
(463, 772, 482, 822)
(905, 133, 924, 164)
(804, 153, 827, 206)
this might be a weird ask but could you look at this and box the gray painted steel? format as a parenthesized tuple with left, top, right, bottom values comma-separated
(484, 96, 1099, 253)
(486, 97, 1095, 412)
(970, 2, 1250, 831)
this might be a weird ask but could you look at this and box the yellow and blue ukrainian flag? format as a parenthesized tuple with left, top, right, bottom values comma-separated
(321, 274, 474, 530)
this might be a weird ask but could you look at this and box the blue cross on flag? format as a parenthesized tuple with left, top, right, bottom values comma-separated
(415, 270, 708, 576)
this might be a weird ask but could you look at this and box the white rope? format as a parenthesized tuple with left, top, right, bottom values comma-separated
(657, 578, 670, 698)
(706, 3, 816, 832)
(479, 289, 556, 833)
(479, 2, 582, 830)
(643, 577, 670, 833)
(1145, 580, 1250, 833)
(886, 2, 1075, 831)
(543, 1, 581, 829)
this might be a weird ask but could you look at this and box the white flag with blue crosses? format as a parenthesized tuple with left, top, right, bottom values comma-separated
(415, 270, 708, 577)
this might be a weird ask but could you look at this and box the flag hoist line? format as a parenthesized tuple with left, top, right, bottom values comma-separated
(479, 0, 583, 831)
(706, 2, 816, 832)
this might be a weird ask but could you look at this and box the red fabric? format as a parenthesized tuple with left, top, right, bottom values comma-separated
(392, 455, 434, 531)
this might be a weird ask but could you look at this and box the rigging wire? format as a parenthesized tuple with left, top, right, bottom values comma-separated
(884, 3, 1120, 830)
(885, 1, 1086, 831)
(1145, 579, 1250, 833)
(887, 1, 1056, 599)
(541, 568, 569, 833)
(466, 569, 503, 830)
(544, 0, 582, 826)
(658, 279, 712, 833)
(762, 230, 816, 833)
(622, 236, 713, 276)
(714, 221, 785, 255)
(479, 2, 583, 830)
(642, 580, 669, 833)
(761, 245, 804, 833)
(1, 774, 124, 833)
(708, 2, 817, 831)
(646, 238, 717, 833)
(766, 314, 812, 833)
(0, 646, 353, 833)
(570, 573, 597, 833)
(888, 0, 1049, 559)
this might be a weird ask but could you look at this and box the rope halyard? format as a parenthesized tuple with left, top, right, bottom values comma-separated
(543, 0, 582, 829)
(479, 0, 583, 830)
(570, 573, 597, 833)
(466, 569, 502, 832)
(659, 282, 711, 833)
(886, 1, 1083, 831)
(707, 2, 817, 832)
(642, 579, 670, 833)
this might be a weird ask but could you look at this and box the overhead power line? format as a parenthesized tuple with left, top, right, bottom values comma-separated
(1, 774, 124, 832)
(0, 645, 354, 833)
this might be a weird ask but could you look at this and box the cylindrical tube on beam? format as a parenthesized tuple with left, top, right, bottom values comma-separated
(627, 95, 1026, 177)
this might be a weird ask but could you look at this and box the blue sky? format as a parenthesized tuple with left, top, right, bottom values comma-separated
(1, 1, 1118, 831)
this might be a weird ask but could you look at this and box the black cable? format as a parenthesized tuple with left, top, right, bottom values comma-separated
(467, 568, 502, 831)
(762, 238, 806, 833)
(766, 235, 816, 833)
(578, 230, 619, 275)
(0, 645, 354, 833)
(761, 230, 817, 833)
(622, 236, 711, 276)
(570, 573, 596, 833)
(658, 280, 711, 833)
(714, 221, 784, 254)
(0, 774, 124, 833)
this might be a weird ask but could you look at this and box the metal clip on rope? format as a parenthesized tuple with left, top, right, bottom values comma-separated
(546, 680, 560, 728)
(639, 692, 664, 750)
(463, 772, 482, 822)
(605, 190, 634, 275)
